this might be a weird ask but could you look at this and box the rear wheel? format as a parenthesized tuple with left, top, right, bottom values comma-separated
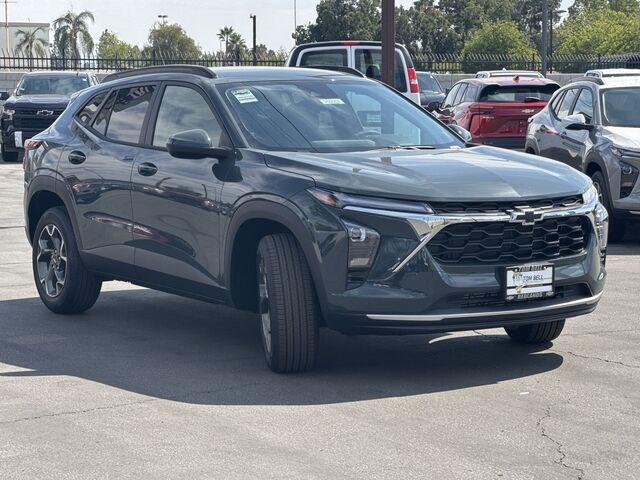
(505, 320, 565, 344)
(33, 207, 102, 314)
(257, 233, 319, 373)
(592, 170, 626, 242)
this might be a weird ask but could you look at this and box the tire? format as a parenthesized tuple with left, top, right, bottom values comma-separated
(505, 320, 565, 344)
(257, 233, 319, 373)
(1, 144, 19, 162)
(32, 207, 102, 314)
(591, 170, 626, 242)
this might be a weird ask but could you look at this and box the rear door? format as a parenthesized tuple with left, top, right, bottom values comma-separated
(130, 82, 231, 300)
(297, 47, 349, 68)
(60, 83, 157, 276)
(437, 83, 462, 124)
(547, 88, 579, 163)
(535, 89, 565, 157)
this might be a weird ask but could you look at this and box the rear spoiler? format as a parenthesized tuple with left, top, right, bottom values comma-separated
(299, 65, 366, 78)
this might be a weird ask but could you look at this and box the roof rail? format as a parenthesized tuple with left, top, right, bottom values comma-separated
(102, 65, 216, 83)
(580, 76, 604, 85)
(301, 65, 366, 78)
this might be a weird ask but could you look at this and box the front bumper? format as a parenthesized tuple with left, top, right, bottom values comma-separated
(473, 136, 526, 149)
(297, 190, 607, 334)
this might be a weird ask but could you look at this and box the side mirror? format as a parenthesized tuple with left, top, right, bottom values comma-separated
(0, 90, 10, 101)
(426, 101, 442, 112)
(166, 129, 233, 160)
(565, 113, 594, 131)
(449, 124, 473, 143)
(445, 88, 451, 95)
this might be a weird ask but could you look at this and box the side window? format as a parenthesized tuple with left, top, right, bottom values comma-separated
(572, 88, 594, 123)
(353, 48, 407, 92)
(463, 84, 478, 102)
(443, 84, 460, 108)
(550, 90, 565, 116)
(453, 84, 467, 105)
(557, 89, 578, 120)
(76, 91, 107, 126)
(299, 49, 348, 67)
(105, 85, 156, 144)
(92, 90, 117, 135)
(152, 85, 227, 148)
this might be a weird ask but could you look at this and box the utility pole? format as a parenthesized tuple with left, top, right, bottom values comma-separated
(250, 14, 256, 66)
(293, 0, 297, 32)
(541, 0, 548, 76)
(157, 14, 168, 25)
(381, 0, 395, 87)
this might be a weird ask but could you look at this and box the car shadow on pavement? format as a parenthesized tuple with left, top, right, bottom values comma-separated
(0, 289, 563, 406)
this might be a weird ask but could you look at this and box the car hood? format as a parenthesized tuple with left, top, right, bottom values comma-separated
(601, 126, 640, 150)
(4, 94, 70, 110)
(265, 145, 591, 202)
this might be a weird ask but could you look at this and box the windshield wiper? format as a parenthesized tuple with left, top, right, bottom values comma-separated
(368, 145, 437, 151)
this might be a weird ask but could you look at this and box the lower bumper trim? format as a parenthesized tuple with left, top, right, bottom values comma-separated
(366, 291, 603, 322)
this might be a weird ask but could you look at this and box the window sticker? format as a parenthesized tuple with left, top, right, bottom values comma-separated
(230, 88, 258, 104)
(319, 98, 345, 105)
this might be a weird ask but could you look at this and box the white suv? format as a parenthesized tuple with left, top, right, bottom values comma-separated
(287, 41, 420, 104)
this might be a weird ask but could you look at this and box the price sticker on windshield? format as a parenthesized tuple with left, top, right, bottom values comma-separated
(319, 98, 345, 105)
(230, 89, 258, 104)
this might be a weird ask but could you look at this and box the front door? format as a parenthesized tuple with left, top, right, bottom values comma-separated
(130, 83, 230, 301)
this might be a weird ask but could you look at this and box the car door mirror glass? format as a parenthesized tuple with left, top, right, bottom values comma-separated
(565, 113, 593, 131)
(167, 129, 215, 159)
(449, 125, 473, 143)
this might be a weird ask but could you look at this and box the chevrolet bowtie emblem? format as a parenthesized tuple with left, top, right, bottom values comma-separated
(507, 207, 543, 225)
(36, 110, 54, 116)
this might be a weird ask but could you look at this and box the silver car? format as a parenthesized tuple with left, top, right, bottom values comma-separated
(526, 75, 640, 240)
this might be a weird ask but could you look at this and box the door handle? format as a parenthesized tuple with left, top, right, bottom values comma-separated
(68, 150, 86, 164)
(539, 124, 548, 132)
(137, 162, 158, 176)
(560, 132, 568, 139)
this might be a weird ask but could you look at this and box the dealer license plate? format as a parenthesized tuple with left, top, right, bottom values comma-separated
(506, 264, 554, 301)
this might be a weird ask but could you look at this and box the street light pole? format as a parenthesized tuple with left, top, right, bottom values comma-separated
(381, 0, 395, 87)
(541, 0, 548, 76)
(250, 14, 256, 66)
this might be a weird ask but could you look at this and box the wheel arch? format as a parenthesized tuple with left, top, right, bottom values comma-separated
(224, 196, 326, 313)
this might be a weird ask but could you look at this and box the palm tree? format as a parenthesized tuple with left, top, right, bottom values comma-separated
(217, 26, 234, 54)
(227, 32, 246, 57)
(14, 27, 49, 65)
(53, 10, 95, 59)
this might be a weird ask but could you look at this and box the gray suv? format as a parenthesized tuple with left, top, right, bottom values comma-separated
(24, 65, 608, 373)
(526, 76, 640, 240)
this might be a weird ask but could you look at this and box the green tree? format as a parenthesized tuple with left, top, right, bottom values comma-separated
(217, 26, 235, 53)
(556, 6, 640, 54)
(14, 27, 48, 57)
(97, 30, 140, 58)
(462, 20, 536, 57)
(438, 0, 515, 49)
(53, 10, 95, 57)
(227, 32, 247, 56)
(143, 22, 202, 59)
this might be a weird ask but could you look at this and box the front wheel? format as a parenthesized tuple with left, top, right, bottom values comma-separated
(257, 233, 319, 373)
(505, 320, 565, 344)
(33, 207, 102, 314)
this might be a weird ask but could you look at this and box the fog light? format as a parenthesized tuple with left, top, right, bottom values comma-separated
(343, 220, 380, 270)
(620, 161, 639, 198)
(594, 202, 609, 251)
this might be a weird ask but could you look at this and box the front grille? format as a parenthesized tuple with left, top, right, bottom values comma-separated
(430, 195, 582, 215)
(13, 112, 61, 130)
(427, 216, 589, 264)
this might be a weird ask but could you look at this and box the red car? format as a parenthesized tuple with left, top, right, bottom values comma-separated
(434, 75, 560, 149)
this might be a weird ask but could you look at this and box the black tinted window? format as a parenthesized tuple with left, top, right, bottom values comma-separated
(354, 49, 407, 92)
(76, 91, 107, 126)
(300, 49, 347, 67)
(105, 85, 155, 143)
(153, 86, 226, 148)
(479, 84, 559, 102)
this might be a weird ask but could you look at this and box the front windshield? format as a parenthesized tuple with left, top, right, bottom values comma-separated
(217, 79, 462, 152)
(16, 75, 90, 96)
(417, 73, 442, 93)
(601, 87, 640, 127)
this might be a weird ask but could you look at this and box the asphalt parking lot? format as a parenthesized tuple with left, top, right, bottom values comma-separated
(0, 160, 639, 479)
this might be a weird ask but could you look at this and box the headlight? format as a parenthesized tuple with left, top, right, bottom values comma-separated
(308, 187, 434, 214)
(582, 184, 598, 205)
(3, 108, 15, 118)
(594, 202, 609, 251)
(611, 146, 640, 158)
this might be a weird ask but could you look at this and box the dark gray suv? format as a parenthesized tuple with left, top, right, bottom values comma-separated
(24, 66, 608, 373)
(526, 76, 640, 240)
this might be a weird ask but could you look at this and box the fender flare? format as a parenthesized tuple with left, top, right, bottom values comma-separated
(223, 195, 327, 305)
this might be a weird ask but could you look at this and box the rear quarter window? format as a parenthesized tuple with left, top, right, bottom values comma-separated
(75, 91, 108, 126)
(299, 49, 348, 67)
(354, 48, 407, 92)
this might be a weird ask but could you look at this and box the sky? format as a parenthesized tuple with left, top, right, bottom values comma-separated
(9, 0, 576, 54)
